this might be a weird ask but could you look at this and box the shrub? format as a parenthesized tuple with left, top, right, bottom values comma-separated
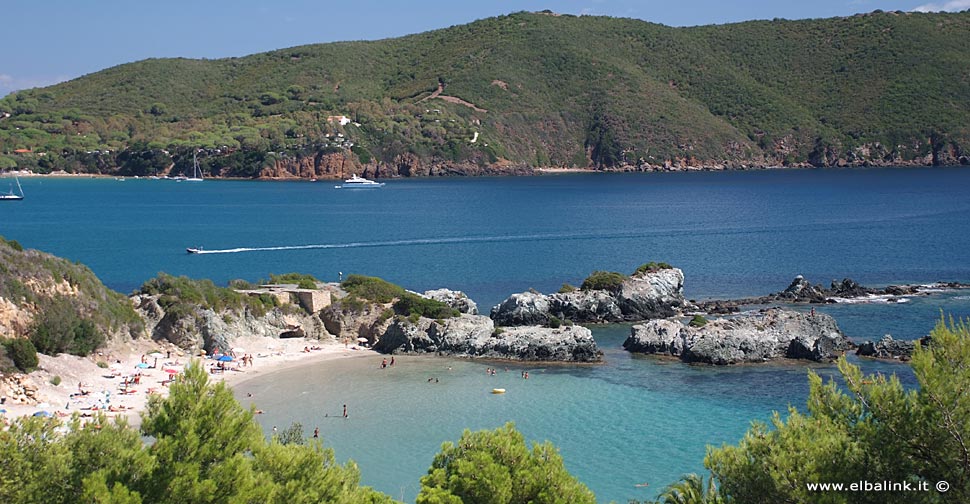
(408, 312, 422, 324)
(269, 273, 319, 290)
(341, 275, 405, 303)
(558, 283, 578, 293)
(3, 338, 38, 372)
(689, 314, 708, 327)
(547, 316, 563, 329)
(633, 262, 674, 275)
(28, 296, 104, 356)
(580, 271, 627, 292)
(338, 294, 366, 313)
(394, 293, 460, 320)
(50, 375, 61, 386)
(492, 327, 505, 336)
(228, 279, 255, 289)
(378, 308, 394, 323)
(96, 361, 108, 368)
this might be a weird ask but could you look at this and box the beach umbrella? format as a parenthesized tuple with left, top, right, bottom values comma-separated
(231, 347, 245, 353)
(164, 368, 179, 374)
(135, 363, 150, 369)
(357, 337, 369, 343)
(217, 355, 233, 362)
(32, 411, 52, 417)
(148, 352, 165, 359)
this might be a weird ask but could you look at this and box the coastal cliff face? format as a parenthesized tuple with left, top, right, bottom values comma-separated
(258, 151, 534, 180)
(0, 237, 143, 344)
(374, 315, 601, 362)
(624, 308, 851, 365)
(491, 268, 686, 325)
(134, 294, 330, 354)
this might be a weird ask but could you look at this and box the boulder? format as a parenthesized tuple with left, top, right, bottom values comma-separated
(490, 291, 552, 326)
(423, 288, 479, 315)
(624, 308, 851, 365)
(374, 314, 601, 362)
(491, 268, 685, 325)
(856, 334, 926, 360)
(779, 275, 827, 302)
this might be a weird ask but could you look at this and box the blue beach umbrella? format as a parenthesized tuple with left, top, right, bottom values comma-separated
(135, 363, 151, 369)
(33, 410, 52, 417)
(217, 355, 233, 362)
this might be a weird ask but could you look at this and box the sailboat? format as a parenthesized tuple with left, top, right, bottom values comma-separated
(0, 175, 24, 201)
(185, 152, 204, 182)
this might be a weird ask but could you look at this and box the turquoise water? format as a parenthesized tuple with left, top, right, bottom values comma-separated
(2, 168, 970, 501)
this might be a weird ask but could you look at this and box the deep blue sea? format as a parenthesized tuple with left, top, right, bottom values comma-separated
(2, 168, 970, 502)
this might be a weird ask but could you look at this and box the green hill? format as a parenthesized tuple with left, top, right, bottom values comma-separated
(0, 236, 142, 359)
(1, 10, 968, 177)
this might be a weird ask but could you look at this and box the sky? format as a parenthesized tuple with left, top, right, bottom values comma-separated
(1, 0, 968, 97)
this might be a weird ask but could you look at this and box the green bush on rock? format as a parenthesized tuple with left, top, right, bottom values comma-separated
(634, 262, 673, 275)
(580, 270, 627, 292)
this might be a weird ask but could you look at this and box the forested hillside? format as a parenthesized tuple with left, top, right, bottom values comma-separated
(1, 10, 968, 178)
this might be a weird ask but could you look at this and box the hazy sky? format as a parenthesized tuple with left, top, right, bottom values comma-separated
(1, 0, 968, 96)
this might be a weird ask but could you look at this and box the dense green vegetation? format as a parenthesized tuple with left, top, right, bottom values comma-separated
(340, 274, 458, 320)
(139, 272, 278, 318)
(417, 422, 596, 504)
(267, 272, 319, 290)
(699, 316, 970, 503)
(2, 10, 968, 176)
(341, 274, 406, 303)
(0, 236, 143, 343)
(0, 363, 395, 504)
(634, 262, 673, 275)
(580, 270, 627, 292)
(1, 338, 39, 373)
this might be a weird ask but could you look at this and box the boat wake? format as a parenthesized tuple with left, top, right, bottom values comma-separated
(186, 230, 660, 255)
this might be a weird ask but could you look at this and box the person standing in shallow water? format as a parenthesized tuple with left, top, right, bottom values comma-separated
(343, 404, 348, 418)
(313, 427, 319, 438)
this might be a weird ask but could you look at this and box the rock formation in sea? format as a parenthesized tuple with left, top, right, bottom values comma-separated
(623, 308, 852, 365)
(373, 314, 602, 362)
(694, 276, 970, 314)
(856, 334, 928, 361)
(491, 268, 686, 325)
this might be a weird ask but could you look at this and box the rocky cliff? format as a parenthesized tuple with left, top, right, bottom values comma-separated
(624, 308, 852, 365)
(134, 294, 330, 354)
(491, 268, 686, 325)
(373, 314, 601, 362)
(259, 151, 534, 180)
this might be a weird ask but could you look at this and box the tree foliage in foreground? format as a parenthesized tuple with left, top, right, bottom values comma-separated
(416, 422, 596, 504)
(704, 316, 970, 504)
(0, 363, 395, 504)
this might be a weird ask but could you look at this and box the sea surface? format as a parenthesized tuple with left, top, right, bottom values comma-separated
(2, 168, 970, 502)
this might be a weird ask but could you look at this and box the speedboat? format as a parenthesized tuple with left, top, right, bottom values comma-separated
(186, 247, 203, 254)
(335, 174, 384, 189)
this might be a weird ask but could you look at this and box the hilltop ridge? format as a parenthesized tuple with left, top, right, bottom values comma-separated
(1, 10, 968, 178)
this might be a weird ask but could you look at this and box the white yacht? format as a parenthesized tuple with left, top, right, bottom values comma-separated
(335, 174, 384, 189)
(185, 152, 204, 182)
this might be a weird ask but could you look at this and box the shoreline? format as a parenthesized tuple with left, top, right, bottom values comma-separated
(1, 335, 381, 427)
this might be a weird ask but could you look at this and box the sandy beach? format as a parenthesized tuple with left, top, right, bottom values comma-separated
(1, 336, 380, 427)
